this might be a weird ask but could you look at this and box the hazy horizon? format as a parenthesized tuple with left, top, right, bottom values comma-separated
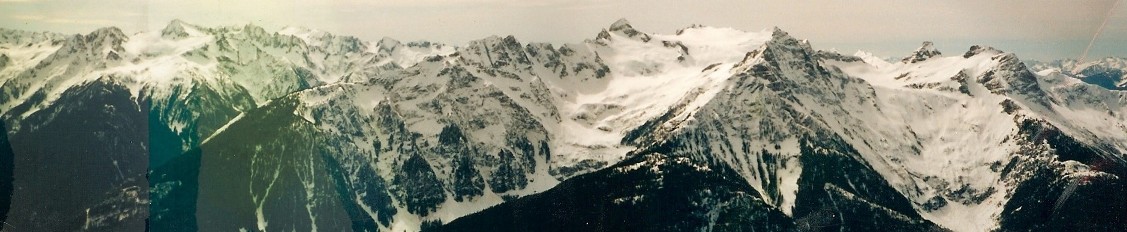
(2, 0, 1124, 61)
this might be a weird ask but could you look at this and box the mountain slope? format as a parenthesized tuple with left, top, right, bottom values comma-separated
(0, 120, 13, 229)
(172, 96, 358, 231)
(436, 146, 794, 232)
(3, 78, 149, 231)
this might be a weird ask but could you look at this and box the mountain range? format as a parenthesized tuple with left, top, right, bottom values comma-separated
(1028, 57, 1127, 91)
(0, 19, 1125, 231)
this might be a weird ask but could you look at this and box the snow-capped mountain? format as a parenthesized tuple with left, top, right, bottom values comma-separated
(1029, 57, 1127, 90)
(1, 19, 1125, 232)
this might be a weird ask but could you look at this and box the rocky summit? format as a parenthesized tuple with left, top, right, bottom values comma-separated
(0, 19, 1125, 232)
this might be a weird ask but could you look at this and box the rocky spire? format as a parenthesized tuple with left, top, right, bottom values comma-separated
(901, 41, 941, 63)
(82, 27, 127, 53)
(609, 18, 634, 32)
(161, 19, 191, 39)
(598, 18, 650, 42)
(770, 26, 788, 38)
(963, 45, 1002, 58)
(376, 37, 402, 54)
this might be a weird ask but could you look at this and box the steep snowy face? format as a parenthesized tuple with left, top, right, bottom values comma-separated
(368, 37, 455, 69)
(853, 50, 894, 68)
(392, 20, 778, 178)
(824, 46, 1027, 230)
(586, 33, 1127, 231)
(0, 27, 130, 123)
(291, 63, 559, 225)
(0, 20, 454, 123)
(537, 20, 774, 176)
(278, 25, 456, 83)
(617, 28, 927, 220)
(833, 44, 1127, 155)
(0, 29, 65, 99)
(1028, 71, 1127, 155)
(824, 43, 1127, 231)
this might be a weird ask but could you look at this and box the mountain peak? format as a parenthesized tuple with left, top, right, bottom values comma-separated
(161, 19, 193, 39)
(731, 26, 814, 75)
(242, 23, 268, 36)
(853, 50, 894, 67)
(375, 36, 401, 52)
(600, 18, 650, 42)
(278, 26, 329, 38)
(91, 26, 125, 38)
(963, 45, 1002, 58)
(674, 24, 707, 35)
(609, 18, 633, 32)
(473, 35, 523, 50)
(66, 27, 127, 58)
(86, 27, 127, 46)
(168, 19, 187, 27)
(770, 27, 787, 37)
(901, 41, 941, 63)
(765, 27, 799, 45)
(278, 26, 333, 46)
(278, 25, 311, 34)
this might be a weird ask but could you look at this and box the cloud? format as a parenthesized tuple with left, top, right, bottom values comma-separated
(10, 14, 119, 26)
(315, 0, 608, 8)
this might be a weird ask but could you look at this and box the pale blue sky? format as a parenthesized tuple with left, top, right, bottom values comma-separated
(1, 0, 1124, 60)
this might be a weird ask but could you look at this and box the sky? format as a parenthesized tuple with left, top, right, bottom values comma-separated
(1, 0, 1125, 61)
